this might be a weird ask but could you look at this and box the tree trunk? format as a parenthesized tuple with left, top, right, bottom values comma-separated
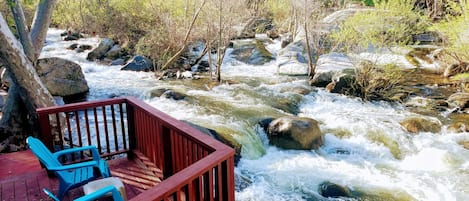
(7, 0, 36, 62)
(0, 0, 58, 149)
(30, 0, 57, 59)
(1, 0, 39, 146)
(0, 13, 57, 141)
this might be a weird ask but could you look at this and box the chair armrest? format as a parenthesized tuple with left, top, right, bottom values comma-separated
(47, 161, 97, 171)
(53, 146, 101, 161)
(75, 186, 125, 201)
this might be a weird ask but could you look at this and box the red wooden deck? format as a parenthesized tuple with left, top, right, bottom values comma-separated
(0, 150, 162, 201)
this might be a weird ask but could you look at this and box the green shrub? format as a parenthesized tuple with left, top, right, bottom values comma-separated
(430, 1, 469, 63)
(331, 0, 430, 52)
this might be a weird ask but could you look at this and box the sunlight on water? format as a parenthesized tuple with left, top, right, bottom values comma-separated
(41, 29, 469, 201)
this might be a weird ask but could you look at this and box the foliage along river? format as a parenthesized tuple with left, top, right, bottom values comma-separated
(40, 29, 469, 201)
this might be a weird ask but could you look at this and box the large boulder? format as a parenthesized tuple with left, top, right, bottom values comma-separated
(37, 57, 89, 97)
(311, 53, 355, 87)
(121, 55, 153, 72)
(276, 29, 314, 76)
(86, 38, 114, 61)
(399, 116, 441, 134)
(266, 116, 323, 150)
(104, 44, 125, 60)
(230, 40, 274, 65)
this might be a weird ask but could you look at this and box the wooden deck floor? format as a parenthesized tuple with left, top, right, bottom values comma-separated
(0, 150, 162, 201)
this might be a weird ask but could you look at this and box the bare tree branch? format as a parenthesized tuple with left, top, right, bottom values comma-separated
(161, 0, 206, 70)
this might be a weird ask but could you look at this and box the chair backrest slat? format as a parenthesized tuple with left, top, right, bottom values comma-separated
(27, 137, 62, 168)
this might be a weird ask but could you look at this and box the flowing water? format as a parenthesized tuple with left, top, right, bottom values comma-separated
(41, 29, 469, 201)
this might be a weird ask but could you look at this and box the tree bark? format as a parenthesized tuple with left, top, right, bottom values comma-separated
(7, 0, 36, 62)
(30, 0, 57, 59)
(0, 13, 57, 132)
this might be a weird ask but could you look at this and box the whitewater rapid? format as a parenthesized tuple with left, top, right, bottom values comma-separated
(40, 29, 469, 201)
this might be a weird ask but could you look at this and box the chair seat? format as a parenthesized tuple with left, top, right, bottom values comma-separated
(27, 136, 111, 200)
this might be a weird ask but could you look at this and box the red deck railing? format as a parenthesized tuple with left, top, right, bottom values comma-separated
(36, 97, 235, 201)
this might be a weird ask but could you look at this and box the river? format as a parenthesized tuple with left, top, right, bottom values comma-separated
(40, 29, 469, 201)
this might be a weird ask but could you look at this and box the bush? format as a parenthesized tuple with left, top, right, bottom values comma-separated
(430, 1, 469, 64)
(352, 61, 404, 101)
(331, 0, 430, 52)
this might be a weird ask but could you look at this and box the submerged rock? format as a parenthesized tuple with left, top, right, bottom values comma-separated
(318, 181, 352, 198)
(37, 57, 89, 97)
(161, 90, 186, 101)
(183, 120, 242, 165)
(266, 116, 323, 150)
(399, 116, 442, 134)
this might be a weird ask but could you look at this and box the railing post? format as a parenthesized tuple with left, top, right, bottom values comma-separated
(126, 101, 137, 152)
(37, 112, 54, 151)
(162, 126, 173, 178)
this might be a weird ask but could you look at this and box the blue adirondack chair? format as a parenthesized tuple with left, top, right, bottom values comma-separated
(27, 136, 111, 200)
(43, 186, 125, 201)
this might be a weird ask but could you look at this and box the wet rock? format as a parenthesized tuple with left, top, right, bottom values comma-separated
(230, 40, 274, 65)
(311, 71, 335, 87)
(311, 53, 355, 87)
(448, 122, 469, 133)
(121, 55, 153, 72)
(447, 113, 469, 133)
(399, 116, 441, 134)
(318, 181, 352, 198)
(149, 88, 169, 98)
(447, 92, 469, 111)
(110, 58, 125, 66)
(277, 28, 313, 76)
(67, 43, 78, 50)
(182, 120, 242, 165)
(270, 95, 302, 114)
(258, 117, 275, 132)
(63, 35, 79, 41)
(267, 116, 323, 150)
(37, 57, 89, 97)
(86, 38, 115, 61)
(326, 69, 355, 94)
(276, 41, 309, 75)
(104, 44, 124, 60)
(78, 44, 93, 51)
(161, 90, 186, 100)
